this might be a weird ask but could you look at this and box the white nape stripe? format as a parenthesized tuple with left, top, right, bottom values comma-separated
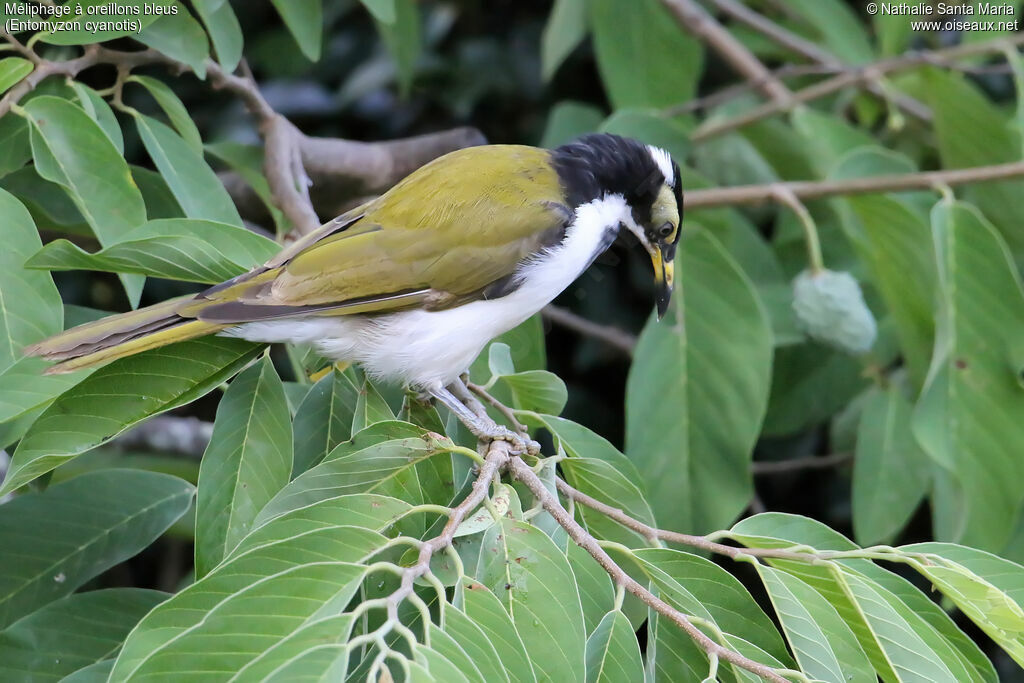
(647, 145, 675, 186)
(222, 193, 631, 389)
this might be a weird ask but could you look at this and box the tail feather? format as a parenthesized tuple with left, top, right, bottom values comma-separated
(24, 296, 228, 375)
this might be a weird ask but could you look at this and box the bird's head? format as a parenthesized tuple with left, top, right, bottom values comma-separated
(552, 134, 683, 320)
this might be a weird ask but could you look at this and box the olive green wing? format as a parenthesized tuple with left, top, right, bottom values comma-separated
(191, 145, 570, 323)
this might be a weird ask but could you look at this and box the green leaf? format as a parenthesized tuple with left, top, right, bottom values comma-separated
(831, 148, 936, 388)
(359, 0, 396, 23)
(443, 605, 511, 683)
(475, 520, 585, 682)
(69, 81, 124, 154)
(256, 421, 453, 526)
(925, 68, 1024, 264)
(0, 58, 32, 95)
(136, 3, 210, 78)
(192, 0, 243, 72)
(0, 115, 31, 179)
(457, 578, 537, 683)
(567, 542, 615, 635)
(0, 189, 61, 374)
(59, 659, 114, 683)
(195, 357, 292, 577)
(111, 526, 387, 680)
(27, 218, 278, 284)
(353, 376, 397, 431)
(901, 543, 1024, 667)
(541, 0, 587, 82)
(633, 548, 791, 665)
(852, 387, 930, 545)
(128, 75, 203, 153)
(0, 337, 260, 495)
(600, 109, 690, 163)
(375, 0, 420, 96)
(774, 0, 873, 63)
(790, 108, 875, 176)
(757, 566, 873, 683)
(133, 113, 242, 227)
(589, 0, 702, 108)
(0, 357, 88, 425)
(291, 366, 360, 476)
(22, 96, 145, 305)
(626, 226, 772, 534)
(585, 610, 643, 683)
(912, 200, 1024, 551)
(540, 101, 604, 149)
(271, 0, 322, 61)
(204, 141, 288, 234)
(233, 615, 356, 680)
(495, 370, 567, 415)
(0, 470, 192, 629)
(38, 0, 173, 44)
(0, 588, 166, 682)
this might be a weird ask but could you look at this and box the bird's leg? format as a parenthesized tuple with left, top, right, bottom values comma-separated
(429, 381, 540, 455)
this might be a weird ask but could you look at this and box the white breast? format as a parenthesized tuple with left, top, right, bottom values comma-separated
(223, 194, 629, 389)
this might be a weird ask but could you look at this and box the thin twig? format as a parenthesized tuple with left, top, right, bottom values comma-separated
(752, 452, 852, 475)
(661, 0, 792, 105)
(542, 305, 637, 356)
(684, 160, 1024, 209)
(707, 0, 930, 121)
(386, 440, 511, 620)
(466, 382, 528, 434)
(691, 34, 1024, 142)
(511, 459, 790, 683)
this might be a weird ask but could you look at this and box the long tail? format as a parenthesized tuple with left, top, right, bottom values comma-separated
(24, 296, 228, 375)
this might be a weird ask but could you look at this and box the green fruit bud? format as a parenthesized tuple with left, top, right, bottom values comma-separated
(792, 269, 877, 354)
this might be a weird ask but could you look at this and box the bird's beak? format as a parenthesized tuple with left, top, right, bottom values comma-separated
(648, 245, 675, 320)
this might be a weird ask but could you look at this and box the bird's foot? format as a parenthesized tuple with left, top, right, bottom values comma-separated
(473, 423, 541, 456)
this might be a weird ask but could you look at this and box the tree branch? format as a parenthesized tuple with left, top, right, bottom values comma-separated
(541, 305, 637, 356)
(706, 0, 931, 121)
(752, 451, 852, 475)
(510, 458, 790, 683)
(661, 0, 793, 105)
(684, 160, 1024, 209)
(691, 34, 1024, 142)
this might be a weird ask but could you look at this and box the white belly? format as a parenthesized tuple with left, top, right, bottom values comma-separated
(221, 194, 627, 388)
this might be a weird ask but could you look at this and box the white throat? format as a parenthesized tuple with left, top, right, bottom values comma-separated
(223, 194, 633, 389)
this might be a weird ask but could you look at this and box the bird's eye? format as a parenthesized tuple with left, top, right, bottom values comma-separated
(657, 222, 674, 238)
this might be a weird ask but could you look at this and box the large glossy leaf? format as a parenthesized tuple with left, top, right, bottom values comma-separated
(271, 0, 322, 61)
(476, 520, 586, 683)
(831, 148, 936, 388)
(585, 610, 643, 683)
(757, 565, 873, 683)
(0, 588, 166, 682)
(541, 0, 587, 82)
(456, 578, 537, 683)
(37, 0, 173, 44)
(774, 0, 873, 63)
(0, 189, 61, 374)
(912, 201, 1024, 551)
(27, 218, 278, 284)
(192, 0, 243, 72)
(442, 606, 510, 683)
(195, 357, 292, 577)
(375, 0, 420, 96)
(0, 337, 260, 496)
(633, 548, 791, 665)
(0, 470, 192, 629)
(111, 525, 387, 680)
(136, 3, 210, 78)
(133, 113, 242, 227)
(69, 82, 124, 153)
(925, 69, 1024, 264)
(22, 96, 145, 305)
(567, 541, 615, 635)
(256, 421, 453, 526)
(589, 0, 702, 108)
(852, 387, 930, 545)
(0, 115, 31, 179)
(233, 614, 356, 680)
(291, 366, 360, 476)
(626, 226, 772, 534)
(730, 513, 996, 682)
(0, 357, 89, 424)
(0, 58, 32, 95)
(128, 75, 203, 153)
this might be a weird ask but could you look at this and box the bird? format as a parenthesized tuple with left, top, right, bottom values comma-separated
(25, 133, 683, 452)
